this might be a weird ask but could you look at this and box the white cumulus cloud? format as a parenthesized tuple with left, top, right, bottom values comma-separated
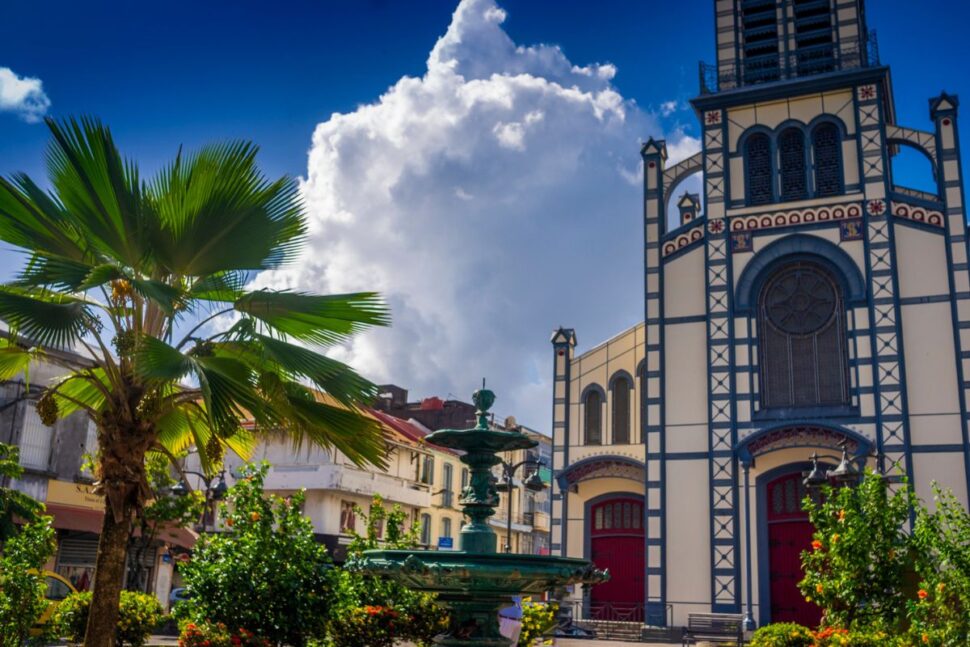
(257, 0, 700, 429)
(0, 67, 50, 123)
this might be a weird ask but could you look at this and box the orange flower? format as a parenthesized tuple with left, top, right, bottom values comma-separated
(918, 589, 928, 599)
(937, 582, 946, 593)
(226, 518, 234, 527)
(838, 509, 846, 522)
(922, 634, 930, 643)
(816, 583, 824, 594)
(812, 539, 823, 550)
(831, 533, 840, 543)
(250, 511, 261, 522)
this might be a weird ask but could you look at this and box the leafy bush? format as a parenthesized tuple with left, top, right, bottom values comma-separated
(908, 484, 970, 646)
(178, 621, 270, 647)
(177, 462, 332, 646)
(54, 590, 164, 647)
(518, 598, 558, 646)
(0, 517, 56, 647)
(328, 496, 449, 647)
(799, 471, 915, 630)
(749, 622, 814, 647)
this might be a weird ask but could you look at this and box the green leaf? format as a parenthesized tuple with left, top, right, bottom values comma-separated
(0, 288, 91, 348)
(49, 370, 109, 417)
(135, 336, 195, 381)
(0, 338, 34, 381)
(233, 290, 389, 345)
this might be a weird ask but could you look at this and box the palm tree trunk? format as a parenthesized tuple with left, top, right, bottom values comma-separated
(83, 498, 132, 647)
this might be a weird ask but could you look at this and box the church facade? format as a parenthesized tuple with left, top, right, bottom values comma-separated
(550, 0, 970, 629)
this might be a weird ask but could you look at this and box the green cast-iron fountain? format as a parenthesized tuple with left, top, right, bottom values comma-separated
(359, 385, 608, 645)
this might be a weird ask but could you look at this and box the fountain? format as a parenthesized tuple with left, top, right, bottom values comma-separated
(359, 385, 608, 645)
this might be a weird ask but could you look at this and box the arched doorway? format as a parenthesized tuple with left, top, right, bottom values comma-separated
(589, 496, 644, 622)
(765, 472, 821, 627)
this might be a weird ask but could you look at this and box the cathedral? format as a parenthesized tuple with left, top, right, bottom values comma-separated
(550, 0, 970, 630)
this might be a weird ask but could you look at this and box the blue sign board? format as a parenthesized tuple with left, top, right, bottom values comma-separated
(438, 536, 454, 549)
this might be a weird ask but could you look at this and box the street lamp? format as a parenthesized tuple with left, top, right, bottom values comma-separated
(171, 469, 229, 530)
(802, 443, 862, 491)
(496, 457, 547, 554)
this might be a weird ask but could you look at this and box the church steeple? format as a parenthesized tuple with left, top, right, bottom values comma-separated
(704, 0, 876, 94)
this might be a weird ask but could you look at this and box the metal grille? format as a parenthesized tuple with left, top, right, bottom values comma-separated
(759, 263, 848, 408)
(611, 379, 630, 444)
(741, 0, 780, 85)
(793, 0, 835, 76)
(584, 391, 602, 445)
(19, 404, 53, 471)
(57, 538, 99, 567)
(813, 123, 843, 197)
(746, 133, 773, 205)
(779, 129, 808, 201)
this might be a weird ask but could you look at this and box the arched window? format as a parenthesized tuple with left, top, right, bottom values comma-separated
(745, 132, 773, 206)
(813, 123, 843, 197)
(759, 262, 849, 409)
(611, 378, 631, 445)
(779, 128, 808, 201)
(584, 389, 602, 445)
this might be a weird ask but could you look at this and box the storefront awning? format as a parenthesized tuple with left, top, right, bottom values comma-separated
(44, 504, 199, 549)
(46, 504, 103, 534)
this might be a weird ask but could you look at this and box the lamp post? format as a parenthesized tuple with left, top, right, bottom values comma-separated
(171, 469, 229, 531)
(494, 457, 547, 554)
(802, 442, 864, 491)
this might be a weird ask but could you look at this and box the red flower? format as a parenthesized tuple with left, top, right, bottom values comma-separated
(812, 540, 823, 550)
(918, 589, 929, 600)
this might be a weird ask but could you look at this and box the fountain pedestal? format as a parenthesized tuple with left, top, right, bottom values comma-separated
(359, 386, 607, 645)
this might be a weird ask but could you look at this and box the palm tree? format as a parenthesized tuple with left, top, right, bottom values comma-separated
(0, 117, 389, 646)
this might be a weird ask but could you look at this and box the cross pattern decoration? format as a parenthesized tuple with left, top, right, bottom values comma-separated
(715, 575, 735, 602)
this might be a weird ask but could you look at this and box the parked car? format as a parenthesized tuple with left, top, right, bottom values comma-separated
(169, 586, 192, 608)
(30, 570, 77, 635)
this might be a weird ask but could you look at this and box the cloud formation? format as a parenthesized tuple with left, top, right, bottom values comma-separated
(0, 67, 50, 123)
(259, 0, 699, 428)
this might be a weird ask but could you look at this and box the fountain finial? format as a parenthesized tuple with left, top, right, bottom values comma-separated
(472, 380, 495, 430)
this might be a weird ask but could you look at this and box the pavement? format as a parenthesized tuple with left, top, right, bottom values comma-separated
(140, 635, 676, 646)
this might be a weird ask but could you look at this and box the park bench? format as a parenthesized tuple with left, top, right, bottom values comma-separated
(682, 612, 746, 646)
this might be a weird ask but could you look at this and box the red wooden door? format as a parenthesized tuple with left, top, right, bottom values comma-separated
(589, 498, 644, 622)
(766, 472, 821, 626)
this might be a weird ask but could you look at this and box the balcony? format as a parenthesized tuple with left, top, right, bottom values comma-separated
(699, 31, 879, 94)
(527, 510, 551, 532)
(263, 463, 431, 508)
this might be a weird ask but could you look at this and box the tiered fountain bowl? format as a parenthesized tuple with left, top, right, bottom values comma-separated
(359, 386, 608, 646)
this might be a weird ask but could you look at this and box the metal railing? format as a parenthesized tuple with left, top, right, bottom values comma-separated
(699, 31, 879, 94)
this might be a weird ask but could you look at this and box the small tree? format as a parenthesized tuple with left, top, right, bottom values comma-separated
(177, 462, 331, 646)
(908, 484, 970, 645)
(329, 495, 449, 647)
(799, 470, 915, 630)
(0, 442, 44, 542)
(0, 516, 57, 647)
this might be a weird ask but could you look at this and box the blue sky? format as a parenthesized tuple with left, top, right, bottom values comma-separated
(0, 0, 966, 427)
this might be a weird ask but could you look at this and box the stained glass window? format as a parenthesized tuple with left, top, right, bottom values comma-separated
(759, 262, 849, 409)
(584, 390, 602, 445)
(813, 123, 843, 197)
(779, 128, 808, 201)
(745, 133, 773, 205)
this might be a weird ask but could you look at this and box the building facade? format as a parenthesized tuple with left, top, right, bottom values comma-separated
(552, 0, 970, 629)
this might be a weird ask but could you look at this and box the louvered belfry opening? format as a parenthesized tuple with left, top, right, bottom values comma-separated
(813, 122, 843, 197)
(584, 390, 602, 445)
(741, 0, 781, 84)
(779, 128, 808, 201)
(746, 132, 773, 205)
(793, 0, 836, 76)
(759, 262, 849, 409)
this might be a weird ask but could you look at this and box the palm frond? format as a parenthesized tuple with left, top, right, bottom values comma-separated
(0, 173, 86, 260)
(149, 142, 306, 276)
(44, 117, 152, 268)
(49, 370, 109, 417)
(233, 291, 389, 345)
(0, 287, 92, 348)
(135, 336, 195, 381)
(16, 254, 97, 291)
(0, 338, 35, 381)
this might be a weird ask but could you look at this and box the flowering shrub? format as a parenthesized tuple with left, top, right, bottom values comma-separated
(907, 484, 970, 646)
(177, 463, 332, 646)
(517, 598, 557, 646)
(749, 622, 814, 647)
(328, 496, 449, 647)
(178, 621, 270, 647)
(798, 471, 915, 630)
(54, 590, 163, 647)
(810, 626, 897, 646)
